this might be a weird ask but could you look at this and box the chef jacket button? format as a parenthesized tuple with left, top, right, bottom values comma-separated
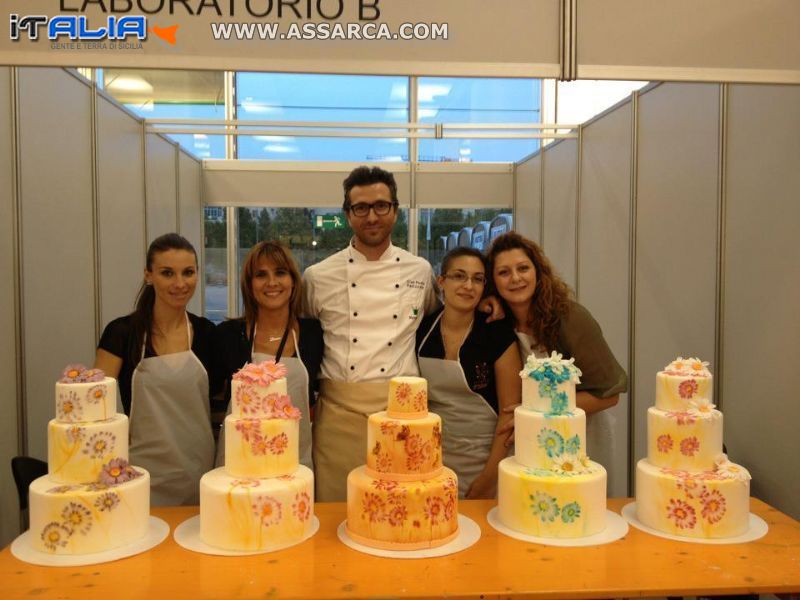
(380, 368, 385, 373)
(350, 365, 355, 371)
(349, 258, 354, 263)
(353, 338, 358, 343)
(353, 312, 358, 317)
(393, 314, 397, 319)
(388, 341, 393, 347)
(351, 283, 356, 288)
(396, 257, 400, 262)
(395, 283, 400, 288)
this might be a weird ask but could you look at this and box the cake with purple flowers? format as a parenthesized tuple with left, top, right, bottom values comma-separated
(28, 365, 150, 555)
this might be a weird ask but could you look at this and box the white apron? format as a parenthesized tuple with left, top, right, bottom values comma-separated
(129, 314, 214, 506)
(214, 328, 313, 470)
(418, 313, 498, 499)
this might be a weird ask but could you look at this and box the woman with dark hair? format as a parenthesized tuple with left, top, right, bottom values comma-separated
(94, 233, 218, 506)
(214, 241, 322, 469)
(487, 232, 627, 467)
(416, 247, 521, 499)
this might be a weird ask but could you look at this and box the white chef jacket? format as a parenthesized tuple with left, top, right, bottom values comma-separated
(303, 242, 439, 382)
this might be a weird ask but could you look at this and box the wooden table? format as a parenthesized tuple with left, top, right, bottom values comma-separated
(2, 498, 799, 599)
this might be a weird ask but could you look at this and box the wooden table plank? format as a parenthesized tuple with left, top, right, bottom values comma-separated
(2, 498, 799, 599)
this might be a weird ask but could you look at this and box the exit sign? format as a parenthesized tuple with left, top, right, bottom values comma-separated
(316, 214, 344, 230)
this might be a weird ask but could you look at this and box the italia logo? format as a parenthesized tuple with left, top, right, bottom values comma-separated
(9, 14, 176, 44)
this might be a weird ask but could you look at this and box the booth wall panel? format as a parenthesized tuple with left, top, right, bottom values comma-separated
(97, 100, 145, 328)
(723, 84, 800, 519)
(632, 83, 719, 472)
(415, 172, 513, 208)
(145, 135, 178, 241)
(0, 67, 20, 546)
(203, 168, 412, 208)
(18, 68, 95, 459)
(178, 152, 203, 316)
(514, 154, 542, 243)
(578, 103, 632, 496)
(577, 0, 800, 81)
(541, 139, 577, 289)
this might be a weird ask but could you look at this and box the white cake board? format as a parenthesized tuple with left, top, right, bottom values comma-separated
(10, 516, 169, 567)
(336, 514, 480, 559)
(486, 507, 628, 547)
(621, 501, 768, 544)
(173, 514, 320, 556)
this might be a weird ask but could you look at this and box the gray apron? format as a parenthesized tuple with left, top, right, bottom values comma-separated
(214, 328, 313, 470)
(418, 313, 498, 499)
(129, 314, 214, 506)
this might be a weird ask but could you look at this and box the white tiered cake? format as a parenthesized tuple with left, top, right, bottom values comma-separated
(635, 357, 751, 538)
(497, 352, 607, 538)
(346, 376, 459, 549)
(28, 365, 150, 555)
(199, 360, 315, 551)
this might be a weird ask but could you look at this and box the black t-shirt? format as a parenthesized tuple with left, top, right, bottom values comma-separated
(98, 312, 218, 416)
(416, 309, 517, 413)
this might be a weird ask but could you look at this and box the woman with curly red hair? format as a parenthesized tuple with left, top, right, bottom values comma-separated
(487, 232, 627, 460)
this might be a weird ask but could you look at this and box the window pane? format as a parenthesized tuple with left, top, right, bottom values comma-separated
(204, 207, 228, 323)
(233, 207, 408, 315)
(101, 68, 226, 158)
(236, 73, 409, 161)
(417, 78, 541, 163)
(418, 208, 512, 274)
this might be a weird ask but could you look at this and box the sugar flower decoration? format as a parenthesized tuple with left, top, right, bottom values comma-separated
(663, 356, 711, 377)
(59, 364, 105, 383)
(713, 453, 751, 481)
(687, 400, 719, 419)
(233, 360, 287, 386)
(99, 458, 143, 485)
(272, 394, 302, 420)
(521, 351, 582, 384)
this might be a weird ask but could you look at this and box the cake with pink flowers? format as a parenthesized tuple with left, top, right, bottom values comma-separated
(28, 365, 150, 555)
(345, 376, 459, 549)
(199, 360, 314, 551)
(635, 357, 751, 538)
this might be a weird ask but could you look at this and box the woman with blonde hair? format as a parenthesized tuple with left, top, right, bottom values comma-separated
(214, 241, 323, 469)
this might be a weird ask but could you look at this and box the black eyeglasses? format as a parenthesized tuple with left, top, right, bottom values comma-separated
(348, 201, 397, 217)
(443, 271, 486, 285)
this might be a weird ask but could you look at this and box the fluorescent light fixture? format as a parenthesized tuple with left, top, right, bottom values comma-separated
(193, 134, 208, 140)
(417, 83, 451, 103)
(263, 144, 298, 153)
(418, 108, 439, 119)
(254, 135, 291, 142)
(194, 142, 210, 150)
(106, 75, 153, 93)
(459, 148, 472, 156)
(241, 100, 278, 114)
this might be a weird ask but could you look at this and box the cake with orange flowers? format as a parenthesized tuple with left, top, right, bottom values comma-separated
(635, 357, 751, 538)
(345, 376, 459, 549)
(28, 365, 150, 555)
(497, 352, 607, 538)
(199, 360, 314, 551)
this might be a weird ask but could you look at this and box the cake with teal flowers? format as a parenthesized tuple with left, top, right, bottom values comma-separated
(27, 365, 151, 554)
(497, 352, 607, 538)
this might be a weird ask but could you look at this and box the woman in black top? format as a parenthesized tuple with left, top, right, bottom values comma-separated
(95, 233, 218, 506)
(214, 241, 323, 469)
(416, 247, 521, 499)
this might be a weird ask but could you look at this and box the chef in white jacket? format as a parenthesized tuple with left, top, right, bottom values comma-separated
(303, 166, 439, 502)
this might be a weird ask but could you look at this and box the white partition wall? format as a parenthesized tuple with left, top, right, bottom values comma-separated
(179, 152, 203, 316)
(578, 102, 632, 496)
(18, 68, 97, 460)
(415, 164, 514, 207)
(97, 99, 146, 327)
(146, 135, 179, 241)
(0, 67, 20, 545)
(632, 83, 720, 470)
(541, 139, 578, 288)
(514, 153, 542, 243)
(1, 68, 203, 546)
(722, 84, 800, 519)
